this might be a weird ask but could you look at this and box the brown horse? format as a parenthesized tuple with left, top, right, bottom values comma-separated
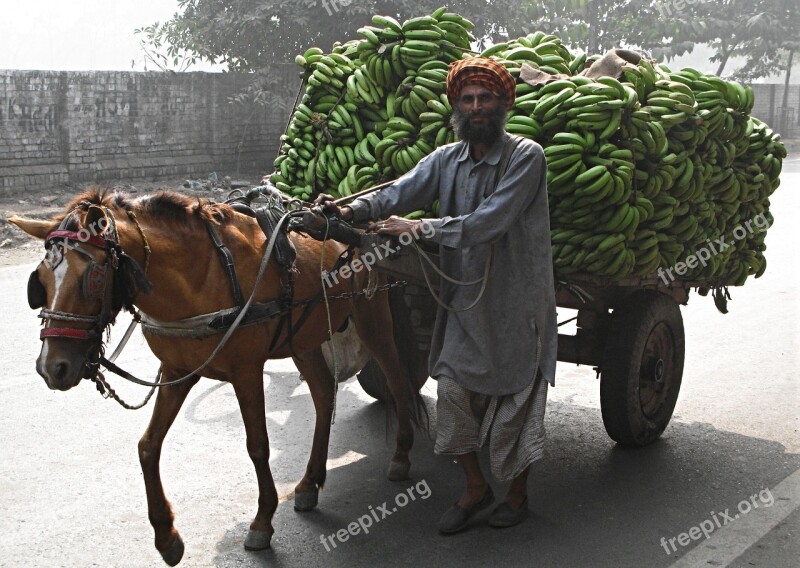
(10, 188, 425, 566)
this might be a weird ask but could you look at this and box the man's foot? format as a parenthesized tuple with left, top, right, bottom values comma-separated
(438, 485, 494, 535)
(488, 496, 529, 528)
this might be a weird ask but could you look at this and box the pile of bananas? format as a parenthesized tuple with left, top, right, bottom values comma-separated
(270, 8, 786, 286)
(272, 8, 474, 203)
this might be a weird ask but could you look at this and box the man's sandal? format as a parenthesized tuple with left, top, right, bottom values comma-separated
(488, 496, 529, 528)
(438, 486, 495, 535)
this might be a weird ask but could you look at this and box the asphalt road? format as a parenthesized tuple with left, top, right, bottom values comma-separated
(1, 165, 798, 568)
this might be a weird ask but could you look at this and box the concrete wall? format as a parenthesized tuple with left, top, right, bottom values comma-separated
(0, 67, 301, 193)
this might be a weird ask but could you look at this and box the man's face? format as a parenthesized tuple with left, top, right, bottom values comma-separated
(450, 84, 507, 145)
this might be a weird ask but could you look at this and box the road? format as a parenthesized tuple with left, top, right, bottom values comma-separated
(1, 164, 798, 568)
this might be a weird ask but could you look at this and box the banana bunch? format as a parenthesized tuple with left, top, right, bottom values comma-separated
(271, 10, 786, 286)
(551, 230, 636, 279)
(393, 61, 450, 127)
(480, 31, 578, 76)
(375, 115, 435, 175)
(616, 60, 783, 285)
(548, 141, 635, 215)
(357, 10, 473, 83)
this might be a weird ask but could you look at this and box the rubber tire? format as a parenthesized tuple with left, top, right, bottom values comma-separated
(357, 359, 389, 402)
(600, 291, 685, 447)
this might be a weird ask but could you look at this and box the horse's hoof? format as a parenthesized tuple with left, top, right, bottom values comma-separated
(244, 528, 273, 551)
(294, 490, 319, 511)
(160, 534, 185, 567)
(387, 460, 411, 481)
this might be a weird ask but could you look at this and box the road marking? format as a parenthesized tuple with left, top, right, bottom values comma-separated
(668, 467, 800, 567)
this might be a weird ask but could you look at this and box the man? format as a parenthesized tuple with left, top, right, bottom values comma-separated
(316, 57, 557, 534)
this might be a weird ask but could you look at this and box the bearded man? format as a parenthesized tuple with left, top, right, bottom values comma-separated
(316, 57, 557, 534)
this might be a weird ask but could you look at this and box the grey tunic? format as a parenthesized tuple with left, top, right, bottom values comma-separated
(349, 132, 557, 395)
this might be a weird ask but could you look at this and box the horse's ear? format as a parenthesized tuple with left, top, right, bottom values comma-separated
(8, 217, 56, 240)
(83, 205, 111, 236)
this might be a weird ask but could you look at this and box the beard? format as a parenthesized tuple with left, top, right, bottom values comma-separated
(449, 103, 507, 146)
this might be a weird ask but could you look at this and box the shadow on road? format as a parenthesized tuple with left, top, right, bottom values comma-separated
(191, 375, 799, 568)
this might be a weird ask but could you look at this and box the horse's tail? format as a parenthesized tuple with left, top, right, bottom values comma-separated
(387, 280, 430, 433)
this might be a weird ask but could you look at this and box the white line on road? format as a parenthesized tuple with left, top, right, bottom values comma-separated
(668, 467, 800, 568)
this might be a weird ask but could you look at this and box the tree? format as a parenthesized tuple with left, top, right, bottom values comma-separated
(139, 0, 797, 82)
(135, 0, 526, 71)
(633, 0, 798, 81)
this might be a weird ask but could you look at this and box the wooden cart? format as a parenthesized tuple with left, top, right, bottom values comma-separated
(354, 233, 720, 448)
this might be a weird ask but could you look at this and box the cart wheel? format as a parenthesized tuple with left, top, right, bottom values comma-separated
(357, 359, 389, 402)
(600, 291, 685, 447)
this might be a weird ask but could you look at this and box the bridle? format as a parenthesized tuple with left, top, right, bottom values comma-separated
(26, 193, 401, 407)
(29, 205, 150, 389)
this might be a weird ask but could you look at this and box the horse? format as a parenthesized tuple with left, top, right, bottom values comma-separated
(10, 188, 426, 566)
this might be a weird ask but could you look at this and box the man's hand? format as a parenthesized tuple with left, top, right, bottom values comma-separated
(370, 215, 421, 239)
(313, 193, 353, 221)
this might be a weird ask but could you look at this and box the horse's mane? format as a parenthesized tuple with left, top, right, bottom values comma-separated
(56, 187, 235, 229)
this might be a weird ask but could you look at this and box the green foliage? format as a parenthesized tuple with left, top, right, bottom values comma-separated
(136, 1, 446, 70)
(137, 0, 797, 82)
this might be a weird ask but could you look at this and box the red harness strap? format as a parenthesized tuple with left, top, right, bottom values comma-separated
(40, 328, 95, 340)
(46, 230, 108, 250)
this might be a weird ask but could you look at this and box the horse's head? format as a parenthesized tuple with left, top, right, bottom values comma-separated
(10, 202, 150, 391)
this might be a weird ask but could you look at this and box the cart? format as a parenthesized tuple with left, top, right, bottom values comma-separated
(354, 232, 718, 448)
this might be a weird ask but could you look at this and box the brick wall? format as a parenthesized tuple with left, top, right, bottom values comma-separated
(1, 70, 792, 195)
(0, 67, 302, 193)
(750, 84, 800, 139)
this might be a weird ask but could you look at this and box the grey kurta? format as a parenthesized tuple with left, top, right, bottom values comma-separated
(349, 132, 557, 396)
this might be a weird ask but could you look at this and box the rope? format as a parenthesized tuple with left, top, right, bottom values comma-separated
(411, 241, 487, 286)
(127, 211, 151, 274)
(39, 309, 98, 323)
(556, 280, 595, 304)
(412, 242, 493, 312)
(284, 78, 306, 138)
(319, 215, 339, 425)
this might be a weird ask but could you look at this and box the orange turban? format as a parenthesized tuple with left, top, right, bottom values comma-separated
(446, 57, 516, 110)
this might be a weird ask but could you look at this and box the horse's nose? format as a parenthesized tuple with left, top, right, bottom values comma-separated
(53, 361, 69, 381)
(41, 359, 77, 391)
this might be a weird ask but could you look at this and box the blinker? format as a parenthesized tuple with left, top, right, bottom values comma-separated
(27, 270, 46, 310)
(83, 262, 108, 301)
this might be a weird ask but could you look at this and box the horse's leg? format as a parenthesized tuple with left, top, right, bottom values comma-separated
(230, 370, 279, 551)
(352, 296, 416, 481)
(138, 372, 199, 567)
(291, 347, 336, 511)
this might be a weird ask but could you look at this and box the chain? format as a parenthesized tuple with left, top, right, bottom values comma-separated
(311, 280, 407, 304)
(92, 370, 158, 410)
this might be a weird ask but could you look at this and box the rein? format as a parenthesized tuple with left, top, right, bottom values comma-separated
(32, 193, 400, 405)
(96, 209, 295, 389)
